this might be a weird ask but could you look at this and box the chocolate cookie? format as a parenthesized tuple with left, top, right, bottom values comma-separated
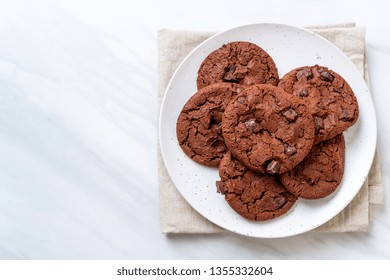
(278, 65, 359, 143)
(216, 152, 297, 221)
(197, 41, 279, 89)
(222, 84, 315, 174)
(279, 134, 345, 199)
(176, 83, 244, 167)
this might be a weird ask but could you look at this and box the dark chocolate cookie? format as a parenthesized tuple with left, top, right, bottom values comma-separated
(279, 133, 345, 199)
(278, 65, 359, 143)
(222, 84, 315, 174)
(197, 41, 279, 89)
(216, 152, 297, 221)
(176, 83, 244, 167)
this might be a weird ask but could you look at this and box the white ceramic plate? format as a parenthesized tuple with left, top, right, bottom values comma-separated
(159, 23, 377, 238)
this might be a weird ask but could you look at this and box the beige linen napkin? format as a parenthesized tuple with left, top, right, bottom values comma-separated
(158, 23, 383, 234)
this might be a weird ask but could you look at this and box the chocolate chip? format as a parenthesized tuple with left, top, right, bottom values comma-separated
(321, 97, 336, 105)
(211, 139, 224, 148)
(340, 109, 352, 120)
(266, 160, 280, 174)
(320, 70, 334, 82)
(329, 86, 342, 93)
(234, 65, 248, 76)
(211, 110, 223, 123)
(211, 123, 222, 134)
(237, 96, 247, 104)
(284, 145, 297, 156)
(190, 114, 202, 120)
(223, 65, 238, 82)
(299, 88, 309, 97)
(283, 108, 298, 122)
(215, 144, 227, 153)
(296, 67, 313, 80)
(244, 119, 258, 131)
(317, 103, 326, 110)
(273, 196, 287, 207)
(232, 84, 243, 93)
(314, 117, 324, 132)
(216, 180, 227, 194)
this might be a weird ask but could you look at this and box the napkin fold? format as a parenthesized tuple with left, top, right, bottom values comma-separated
(158, 23, 383, 234)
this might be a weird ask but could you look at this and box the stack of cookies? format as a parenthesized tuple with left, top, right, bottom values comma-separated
(176, 41, 359, 222)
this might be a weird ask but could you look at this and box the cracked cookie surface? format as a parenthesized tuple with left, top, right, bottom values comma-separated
(197, 41, 279, 89)
(216, 152, 297, 221)
(278, 65, 359, 144)
(176, 83, 244, 167)
(222, 84, 315, 174)
(278, 133, 345, 199)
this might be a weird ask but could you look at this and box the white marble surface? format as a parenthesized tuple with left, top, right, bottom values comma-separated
(0, 0, 389, 259)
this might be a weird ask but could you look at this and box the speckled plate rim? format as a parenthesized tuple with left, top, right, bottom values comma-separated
(159, 23, 377, 238)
